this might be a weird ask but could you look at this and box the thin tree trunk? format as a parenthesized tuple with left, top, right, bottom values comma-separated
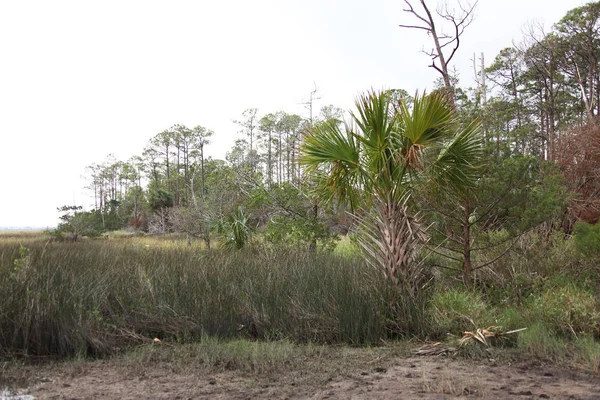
(309, 204, 318, 252)
(462, 198, 473, 288)
(201, 144, 205, 198)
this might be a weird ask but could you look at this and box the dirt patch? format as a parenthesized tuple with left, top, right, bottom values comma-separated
(310, 358, 600, 399)
(2, 352, 600, 399)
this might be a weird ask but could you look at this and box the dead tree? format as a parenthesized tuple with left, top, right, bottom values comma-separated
(401, 1, 480, 287)
(399, 0, 478, 106)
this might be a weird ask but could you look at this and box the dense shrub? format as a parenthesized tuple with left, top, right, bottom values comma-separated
(428, 288, 495, 337)
(474, 230, 594, 306)
(574, 221, 600, 257)
(265, 215, 338, 252)
(529, 284, 600, 337)
(498, 306, 528, 331)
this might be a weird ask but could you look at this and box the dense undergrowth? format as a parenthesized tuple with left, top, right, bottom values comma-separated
(1, 231, 599, 372)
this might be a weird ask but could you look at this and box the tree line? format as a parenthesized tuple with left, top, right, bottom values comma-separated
(56, 1, 599, 291)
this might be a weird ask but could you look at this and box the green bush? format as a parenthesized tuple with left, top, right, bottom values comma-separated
(479, 230, 596, 306)
(428, 288, 495, 337)
(529, 284, 600, 337)
(498, 306, 529, 331)
(574, 335, 600, 374)
(574, 221, 600, 257)
(333, 235, 361, 258)
(265, 215, 338, 252)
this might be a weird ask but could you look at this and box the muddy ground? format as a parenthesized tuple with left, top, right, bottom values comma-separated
(2, 348, 599, 399)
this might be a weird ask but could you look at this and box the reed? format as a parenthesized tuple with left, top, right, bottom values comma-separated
(0, 236, 390, 357)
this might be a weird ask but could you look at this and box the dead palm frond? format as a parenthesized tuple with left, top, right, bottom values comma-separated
(459, 326, 527, 347)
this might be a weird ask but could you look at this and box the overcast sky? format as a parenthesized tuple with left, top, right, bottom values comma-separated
(0, 0, 583, 228)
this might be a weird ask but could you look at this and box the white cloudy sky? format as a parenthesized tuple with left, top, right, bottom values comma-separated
(0, 0, 582, 228)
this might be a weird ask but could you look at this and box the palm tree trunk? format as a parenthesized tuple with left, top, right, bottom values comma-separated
(358, 197, 426, 297)
(356, 197, 428, 335)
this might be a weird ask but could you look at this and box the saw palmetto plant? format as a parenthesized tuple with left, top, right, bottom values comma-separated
(301, 90, 481, 323)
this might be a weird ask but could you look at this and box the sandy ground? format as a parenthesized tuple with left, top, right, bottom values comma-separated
(2, 353, 599, 400)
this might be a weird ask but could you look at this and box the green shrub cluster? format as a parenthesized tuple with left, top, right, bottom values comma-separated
(574, 221, 600, 258)
(529, 284, 599, 337)
(425, 230, 600, 363)
(429, 289, 495, 337)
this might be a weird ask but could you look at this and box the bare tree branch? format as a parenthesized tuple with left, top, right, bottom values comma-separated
(398, 23, 431, 31)
(472, 238, 519, 270)
(402, 0, 432, 27)
(431, 263, 462, 272)
(399, 0, 477, 104)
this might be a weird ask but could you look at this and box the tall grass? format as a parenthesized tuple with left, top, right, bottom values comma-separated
(4, 232, 599, 370)
(0, 236, 391, 357)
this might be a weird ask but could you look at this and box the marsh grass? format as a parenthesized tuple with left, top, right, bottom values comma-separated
(122, 336, 343, 375)
(574, 336, 600, 373)
(514, 323, 600, 371)
(119, 337, 410, 386)
(0, 236, 391, 357)
(3, 232, 600, 374)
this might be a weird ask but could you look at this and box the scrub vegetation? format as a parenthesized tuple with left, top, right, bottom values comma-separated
(2, 1, 600, 398)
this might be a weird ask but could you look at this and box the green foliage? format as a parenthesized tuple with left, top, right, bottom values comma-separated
(265, 215, 338, 251)
(475, 230, 600, 309)
(245, 182, 339, 251)
(574, 221, 600, 257)
(55, 206, 106, 240)
(480, 154, 566, 232)
(429, 288, 494, 337)
(224, 206, 251, 249)
(530, 284, 600, 337)
(422, 147, 567, 286)
(302, 90, 482, 209)
(333, 235, 361, 258)
(498, 306, 528, 331)
(574, 335, 600, 373)
(517, 323, 567, 360)
(10, 245, 31, 283)
(149, 190, 174, 211)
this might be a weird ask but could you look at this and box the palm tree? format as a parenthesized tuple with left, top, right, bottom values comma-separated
(301, 90, 481, 306)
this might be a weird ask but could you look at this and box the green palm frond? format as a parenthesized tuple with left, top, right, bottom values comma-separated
(352, 89, 395, 153)
(352, 94, 392, 172)
(429, 118, 483, 195)
(225, 206, 251, 249)
(396, 91, 455, 147)
(351, 91, 407, 202)
(300, 89, 482, 294)
(301, 90, 482, 208)
(301, 119, 360, 167)
(301, 120, 364, 208)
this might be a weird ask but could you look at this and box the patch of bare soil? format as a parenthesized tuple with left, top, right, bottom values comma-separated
(3, 353, 600, 399)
